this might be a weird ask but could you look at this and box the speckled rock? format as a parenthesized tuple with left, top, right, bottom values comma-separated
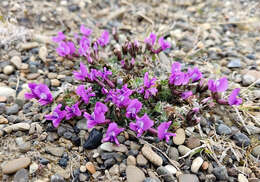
(2, 157, 31, 174)
(142, 144, 163, 166)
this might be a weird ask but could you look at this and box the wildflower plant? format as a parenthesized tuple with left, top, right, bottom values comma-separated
(25, 27, 243, 146)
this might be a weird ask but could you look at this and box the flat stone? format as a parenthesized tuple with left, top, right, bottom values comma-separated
(142, 144, 163, 166)
(164, 165, 177, 174)
(136, 154, 148, 166)
(100, 142, 128, 153)
(3, 123, 30, 134)
(236, 167, 252, 175)
(20, 42, 39, 51)
(19, 142, 31, 153)
(13, 168, 29, 182)
(126, 166, 145, 182)
(3, 65, 14, 75)
(0, 115, 8, 124)
(252, 145, 260, 157)
(10, 56, 22, 69)
(127, 155, 136, 166)
(46, 146, 64, 157)
(178, 145, 191, 156)
(2, 157, 31, 174)
(39, 46, 48, 62)
(227, 58, 241, 68)
(168, 147, 179, 161)
(178, 174, 199, 182)
(216, 124, 232, 135)
(212, 166, 229, 180)
(186, 137, 201, 149)
(6, 104, 20, 115)
(191, 156, 204, 173)
(232, 132, 251, 147)
(238, 173, 248, 182)
(86, 162, 96, 174)
(245, 125, 260, 135)
(109, 164, 119, 176)
(172, 128, 185, 145)
(51, 174, 65, 182)
(156, 166, 176, 182)
(29, 162, 38, 174)
(0, 86, 16, 98)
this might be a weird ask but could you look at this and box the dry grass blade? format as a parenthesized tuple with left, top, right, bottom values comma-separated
(179, 144, 206, 159)
(234, 106, 251, 135)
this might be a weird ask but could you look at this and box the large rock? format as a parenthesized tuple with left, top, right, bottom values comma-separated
(1, 157, 31, 174)
(126, 166, 145, 182)
(141, 144, 163, 166)
(13, 168, 29, 182)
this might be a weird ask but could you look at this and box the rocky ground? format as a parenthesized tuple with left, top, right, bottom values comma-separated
(0, 0, 260, 181)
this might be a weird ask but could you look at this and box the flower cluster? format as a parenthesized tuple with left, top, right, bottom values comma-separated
(24, 26, 243, 147)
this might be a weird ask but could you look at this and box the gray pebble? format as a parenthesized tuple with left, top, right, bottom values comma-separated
(212, 166, 229, 180)
(216, 124, 232, 135)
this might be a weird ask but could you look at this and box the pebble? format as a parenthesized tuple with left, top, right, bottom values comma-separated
(20, 42, 39, 51)
(202, 161, 209, 170)
(252, 145, 260, 157)
(186, 137, 201, 149)
(51, 79, 61, 87)
(212, 166, 229, 180)
(46, 146, 64, 157)
(19, 142, 31, 153)
(164, 165, 177, 174)
(76, 119, 88, 130)
(126, 166, 145, 182)
(245, 125, 260, 135)
(178, 174, 199, 182)
(238, 174, 248, 182)
(227, 58, 241, 68)
(143, 177, 160, 182)
(109, 164, 119, 176)
(83, 128, 102, 149)
(2, 157, 31, 174)
(141, 144, 163, 166)
(3, 123, 30, 133)
(178, 145, 191, 156)
(58, 158, 68, 168)
(242, 70, 260, 86)
(6, 103, 20, 115)
(27, 73, 40, 80)
(127, 155, 136, 166)
(104, 158, 116, 168)
(79, 173, 88, 182)
(0, 86, 16, 98)
(10, 56, 22, 69)
(168, 147, 179, 161)
(191, 156, 204, 173)
(236, 167, 252, 175)
(3, 65, 14, 75)
(232, 132, 251, 147)
(39, 46, 48, 62)
(29, 123, 42, 134)
(50, 174, 65, 182)
(86, 162, 96, 174)
(13, 169, 29, 182)
(92, 171, 101, 179)
(39, 158, 49, 165)
(216, 124, 232, 135)
(100, 142, 128, 153)
(136, 154, 148, 166)
(29, 162, 38, 174)
(172, 128, 185, 145)
(156, 166, 176, 182)
(80, 165, 86, 173)
(0, 115, 8, 124)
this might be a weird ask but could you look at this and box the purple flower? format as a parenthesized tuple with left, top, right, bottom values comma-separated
(52, 31, 66, 43)
(56, 41, 71, 57)
(73, 62, 89, 81)
(84, 102, 108, 129)
(78, 36, 91, 57)
(97, 30, 109, 47)
(181, 91, 193, 100)
(45, 104, 66, 128)
(67, 41, 76, 55)
(158, 37, 171, 50)
(169, 71, 189, 86)
(157, 121, 176, 142)
(108, 84, 133, 108)
(129, 114, 154, 137)
(208, 77, 228, 93)
(171, 62, 181, 73)
(138, 72, 158, 99)
(228, 88, 242, 106)
(80, 25, 92, 37)
(145, 33, 157, 46)
(100, 67, 112, 81)
(76, 85, 95, 104)
(126, 99, 142, 118)
(188, 67, 202, 82)
(25, 83, 53, 105)
(102, 122, 124, 145)
(65, 102, 82, 120)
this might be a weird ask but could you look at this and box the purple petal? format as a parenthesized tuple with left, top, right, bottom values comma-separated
(80, 25, 92, 36)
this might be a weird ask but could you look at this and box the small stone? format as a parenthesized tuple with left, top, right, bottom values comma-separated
(252, 145, 260, 157)
(186, 137, 201, 149)
(156, 166, 176, 182)
(100, 142, 128, 153)
(2, 157, 31, 174)
(191, 157, 204, 173)
(27, 73, 40, 80)
(238, 173, 248, 182)
(3, 123, 30, 134)
(83, 128, 102, 150)
(109, 164, 119, 176)
(232, 132, 251, 147)
(104, 158, 116, 168)
(46, 146, 64, 157)
(143, 177, 159, 182)
(202, 161, 209, 170)
(86, 162, 96, 174)
(80, 165, 86, 173)
(136, 154, 148, 166)
(92, 171, 101, 179)
(10, 56, 22, 69)
(178, 145, 191, 156)
(228, 58, 241, 68)
(39, 158, 49, 165)
(0, 115, 8, 124)
(173, 128, 185, 145)
(13, 169, 29, 182)
(236, 167, 252, 175)
(29, 162, 38, 174)
(216, 124, 232, 135)
(0, 96, 7, 102)
(76, 119, 88, 130)
(51, 79, 61, 87)
(79, 173, 88, 182)
(126, 166, 145, 182)
(6, 104, 20, 115)
(178, 174, 199, 182)
(164, 165, 177, 175)
(58, 158, 68, 168)
(168, 147, 179, 161)
(3, 65, 14, 75)
(127, 155, 136, 166)
(205, 174, 216, 182)
(141, 144, 163, 166)
(19, 142, 31, 153)
(213, 166, 229, 180)
(39, 46, 48, 62)
(245, 125, 260, 134)
(0, 86, 16, 98)
(50, 174, 65, 182)
(20, 42, 39, 51)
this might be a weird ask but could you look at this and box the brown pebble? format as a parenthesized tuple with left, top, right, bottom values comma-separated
(86, 162, 96, 174)
(202, 161, 209, 170)
(186, 137, 201, 149)
(0, 96, 7, 102)
(2, 157, 31, 174)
